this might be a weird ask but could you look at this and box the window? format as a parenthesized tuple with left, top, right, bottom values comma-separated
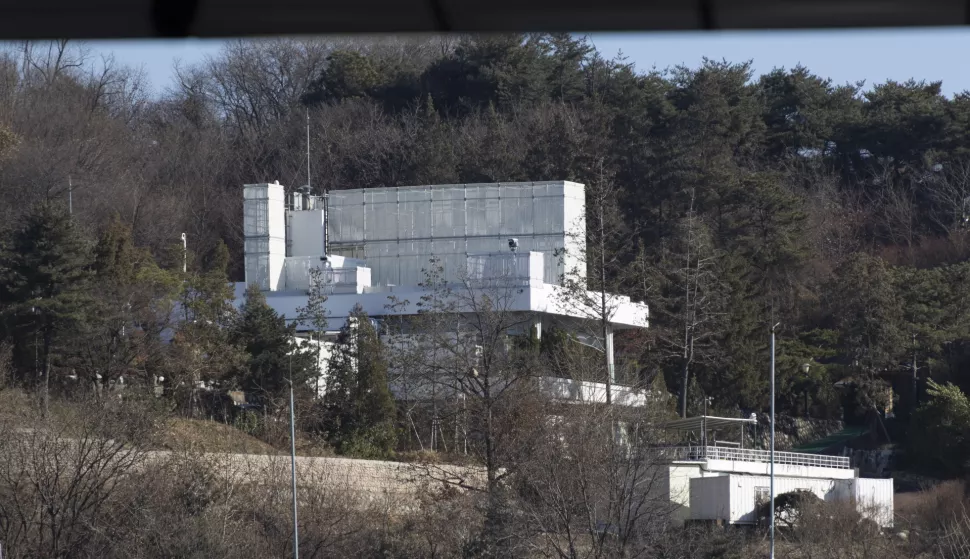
(755, 487, 770, 507)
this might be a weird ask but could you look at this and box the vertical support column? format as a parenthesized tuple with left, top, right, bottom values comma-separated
(533, 317, 542, 342)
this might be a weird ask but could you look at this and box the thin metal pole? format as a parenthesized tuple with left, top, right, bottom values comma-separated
(770, 322, 779, 559)
(289, 356, 300, 559)
(306, 107, 311, 189)
(912, 333, 918, 408)
(68, 176, 72, 215)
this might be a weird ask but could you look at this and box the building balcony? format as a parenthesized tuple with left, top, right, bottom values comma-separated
(538, 376, 651, 407)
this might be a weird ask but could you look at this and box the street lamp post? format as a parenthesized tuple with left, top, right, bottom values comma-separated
(288, 355, 299, 559)
(770, 322, 779, 559)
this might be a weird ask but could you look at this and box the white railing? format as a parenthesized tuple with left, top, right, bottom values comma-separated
(465, 252, 544, 288)
(661, 446, 850, 469)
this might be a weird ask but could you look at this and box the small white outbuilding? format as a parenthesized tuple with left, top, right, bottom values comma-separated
(689, 474, 893, 528)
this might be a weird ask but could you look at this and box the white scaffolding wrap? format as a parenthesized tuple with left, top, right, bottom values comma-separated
(243, 183, 286, 291)
(466, 252, 545, 287)
(325, 181, 586, 287)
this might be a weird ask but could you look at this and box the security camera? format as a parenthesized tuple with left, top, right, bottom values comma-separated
(508, 238, 519, 252)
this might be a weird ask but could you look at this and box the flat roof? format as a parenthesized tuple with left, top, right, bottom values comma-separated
(663, 415, 758, 431)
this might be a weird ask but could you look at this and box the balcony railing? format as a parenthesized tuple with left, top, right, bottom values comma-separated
(661, 446, 850, 469)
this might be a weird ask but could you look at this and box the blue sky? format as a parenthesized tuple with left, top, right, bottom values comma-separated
(76, 28, 970, 98)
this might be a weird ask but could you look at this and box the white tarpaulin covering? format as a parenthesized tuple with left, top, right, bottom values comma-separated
(325, 182, 586, 288)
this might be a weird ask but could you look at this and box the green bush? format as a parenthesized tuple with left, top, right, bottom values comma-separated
(907, 379, 970, 478)
(233, 409, 262, 437)
(340, 424, 399, 460)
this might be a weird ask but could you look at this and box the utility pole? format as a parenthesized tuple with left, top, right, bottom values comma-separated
(912, 333, 918, 409)
(289, 355, 300, 559)
(306, 107, 311, 190)
(770, 322, 779, 559)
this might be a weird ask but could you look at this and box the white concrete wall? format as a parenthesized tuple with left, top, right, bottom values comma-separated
(687, 474, 893, 528)
(852, 478, 894, 528)
(704, 459, 856, 480)
(733, 475, 844, 524)
(666, 463, 724, 525)
(233, 281, 648, 332)
(292, 336, 334, 398)
(538, 376, 650, 407)
(561, 181, 586, 282)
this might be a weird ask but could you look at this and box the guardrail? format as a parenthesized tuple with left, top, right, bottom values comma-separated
(661, 446, 850, 469)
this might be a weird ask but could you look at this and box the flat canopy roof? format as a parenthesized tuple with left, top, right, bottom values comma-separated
(663, 415, 758, 431)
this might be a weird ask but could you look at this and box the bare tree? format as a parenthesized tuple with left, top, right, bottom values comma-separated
(556, 160, 643, 405)
(518, 400, 679, 559)
(397, 258, 547, 554)
(927, 158, 970, 255)
(650, 189, 725, 418)
(0, 397, 150, 559)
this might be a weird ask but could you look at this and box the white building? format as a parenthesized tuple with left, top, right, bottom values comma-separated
(659, 416, 894, 528)
(240, 180, 649, 405)
(240, 181, 893, 526)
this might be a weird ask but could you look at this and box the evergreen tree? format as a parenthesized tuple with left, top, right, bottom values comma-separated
(296, 265, 329, 397)
(73, 215, 181, 390)
(166, 239, 246, 414)
(322, 304, 397, 457)
(231, 284, 314, 410)
(0, 202, 94, 416)
(908, 380, 970, 477)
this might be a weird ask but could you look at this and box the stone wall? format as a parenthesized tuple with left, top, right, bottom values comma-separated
(752, 414, 844, 450)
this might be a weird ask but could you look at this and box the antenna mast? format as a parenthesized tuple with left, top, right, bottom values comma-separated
(306, 107, 330, 258)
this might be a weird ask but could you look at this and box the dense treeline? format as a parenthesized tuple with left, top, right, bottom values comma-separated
(2, 36, 970, 458)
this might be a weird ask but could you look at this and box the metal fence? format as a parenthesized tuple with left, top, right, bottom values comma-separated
(661, 446, 850, 469)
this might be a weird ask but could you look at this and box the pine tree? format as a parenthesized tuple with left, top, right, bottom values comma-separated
(166, 239, 246, 414)
(72, 215, 181, 391)
(322, 304, 397, 457)
(231, 284, 314, 410)
(0, 202, 94, 416)
(321, 318, 356, 446)
(296, 265, 329, 397)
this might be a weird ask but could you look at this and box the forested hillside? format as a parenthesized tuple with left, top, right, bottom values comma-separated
(2, 35, 970, 465)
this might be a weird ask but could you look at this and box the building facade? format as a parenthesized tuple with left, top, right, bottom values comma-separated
(240, 180, 650, 406)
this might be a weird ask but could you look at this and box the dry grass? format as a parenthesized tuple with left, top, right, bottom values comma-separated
(0, 387, 36, 423)
(895, 480, 967, 532)
(152, 417, 281, 455)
